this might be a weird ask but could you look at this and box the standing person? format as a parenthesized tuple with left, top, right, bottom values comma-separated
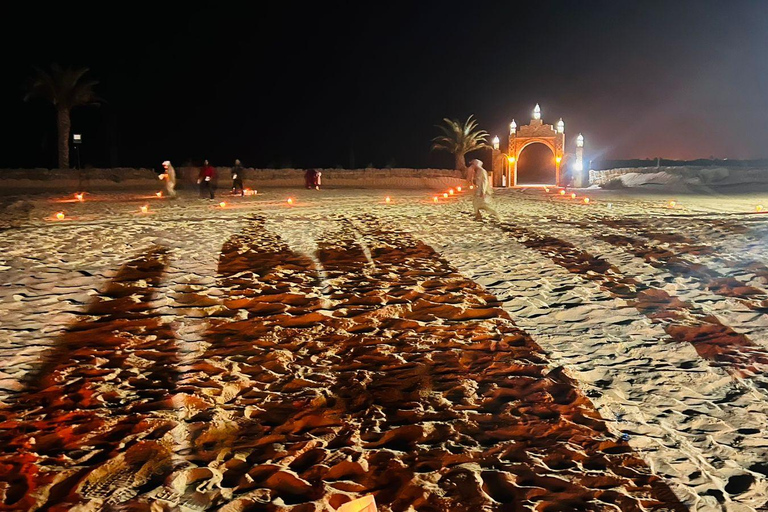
(231, 159, 244, 196)
(160, 160, 177, 198)
(468, 159, 501, 221)
(305, 168, 315, 189)
(313, 169, 322, 190)
(198, 159, 216, 199)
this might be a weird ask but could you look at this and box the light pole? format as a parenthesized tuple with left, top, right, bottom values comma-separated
(72, 133, 82, 169)
(574, 133, 585, 187)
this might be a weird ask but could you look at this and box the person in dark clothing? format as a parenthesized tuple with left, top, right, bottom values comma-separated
(231, 159, 244, 196)
(198, 160, 216, 199)
(305, 168, 315, 189)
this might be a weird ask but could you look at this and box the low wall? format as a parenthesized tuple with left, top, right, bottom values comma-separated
(589, 166, 768, 187)
(0, 167, 465, 194)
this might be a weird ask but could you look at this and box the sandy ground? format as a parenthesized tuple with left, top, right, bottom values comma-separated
(0, 186, 767, 511)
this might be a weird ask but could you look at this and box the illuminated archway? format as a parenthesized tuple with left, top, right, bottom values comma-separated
(516, 141, 556, 185)
(507, 104, 565, 187)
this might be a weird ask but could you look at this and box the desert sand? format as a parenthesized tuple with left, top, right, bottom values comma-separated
(0, 186, 767, 511)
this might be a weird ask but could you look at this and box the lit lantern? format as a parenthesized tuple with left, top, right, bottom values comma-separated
(469, 185, 474, 190)
(156, 191, 163, 198)
(449, 189, 455, 195)
(140, 205, 149, 213)
(443, 192, 449, 198)
(557, 118, 564, 133)
(75, 193, 84, 201)
(287, 198, 293, 204)
(508, 156, 515, 164)
(55, 212, 65, 220)
(457, 186, 462, 192)
(576, 134, 584, 148)
(219, 201, 227, 208)
(607, 202, 613, 209)
(555, 156, 562, 164)
(583, 197, 590, 204)
(385, 196, 391, 203)
(559, 189, 566, 196)
(669, 200, 676, 208)
(492, 136, 500, 150)
(571, 193, 576, 199)
(433, 196, 439, 203)
(510, 120, 517, 134)
(533, 104, 541, 120)
(544, 187, 550, 192)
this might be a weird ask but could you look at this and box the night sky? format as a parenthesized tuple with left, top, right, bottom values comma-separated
(3, 1, 768, 169)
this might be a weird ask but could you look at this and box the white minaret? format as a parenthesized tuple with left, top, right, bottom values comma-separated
(574, 133, 585, 187)
(557, 118, 564, 133)
(533, 103, 541, 120)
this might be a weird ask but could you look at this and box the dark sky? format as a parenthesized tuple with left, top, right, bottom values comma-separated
(3, 1, 768, 169)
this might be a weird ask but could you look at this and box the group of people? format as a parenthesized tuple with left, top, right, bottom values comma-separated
(158, 159, 246, 200)
(157, 158, 497, 221)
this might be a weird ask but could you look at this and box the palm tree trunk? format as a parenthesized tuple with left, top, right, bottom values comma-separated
(57, 107, 71, 169)
(455, 153, 466, 172)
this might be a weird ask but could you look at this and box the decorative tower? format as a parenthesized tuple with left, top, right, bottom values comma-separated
(574, 133, 585, 187)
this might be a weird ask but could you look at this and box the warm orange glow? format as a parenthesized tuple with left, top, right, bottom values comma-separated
(669, 200, 676, 208)
(469, 185, 475, 190)
(583, 197, 590, 204)
(559, 189, 566, 196)
(449, 189, 455, 195)
(140, 205, 149, 213)
(757, 205, 764, 212)
(55, 212, 65, 220)
(219, 201, 227, 208)
(287, 198, 293, 204)
(555, 156, 562, 163)
(457, 186, 462, 192)
(75, 193, 84, 201)
(544, 187, 550, 192)
(508, 156, 515, 164)
(443, 192, 448, 198)
(156, 191, 163, 197)
(570, 193, 576, 199)
(433, 196, 439, 203)
(385, 196, 391, 203)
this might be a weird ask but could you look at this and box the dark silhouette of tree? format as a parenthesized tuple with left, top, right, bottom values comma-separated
(25, 65, 100, 169)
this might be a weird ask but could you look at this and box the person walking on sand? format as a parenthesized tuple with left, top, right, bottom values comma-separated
(313, 169, 322, 190)
(198, 159, 216, 199)
(231, 159, 244, 196)
(160, 160, 177, 198)
(468, 159, 501, 221)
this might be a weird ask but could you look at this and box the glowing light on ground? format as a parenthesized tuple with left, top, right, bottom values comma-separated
(583, 197, 590, 204)
(385, 196, 391, 203)
(219, 202, 227, 208)
(449, 189, 455, 195)
(443, 192, 448, 198)
(756, 205, 764, 212)
(669, 200, 677, 208)
(140, 205, 149, 213)
(544, 187, 550, 192)
(75, 193, 84, 201)
(570, 193, 576, 199)
(433, 196, 439, 203)
(55, 212, 65, 220)
(457, 186, 462, 192)
(559, 190, 566, 196)
(287, 198, 294, 204)
(156, 192, 163, 198)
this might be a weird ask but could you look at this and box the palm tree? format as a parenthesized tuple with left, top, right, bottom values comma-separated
(431, 115, 490, 172)
(24, 65, 100, 169)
